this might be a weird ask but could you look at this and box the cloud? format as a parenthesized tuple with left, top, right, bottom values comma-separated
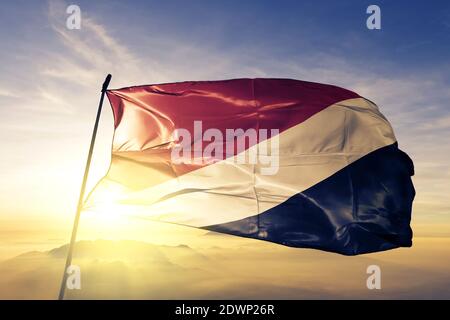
(0, 88, 19, 98)
(45, 0, 145, 88)
(419, 115, 450, 130)
(2, 238, 450, 299)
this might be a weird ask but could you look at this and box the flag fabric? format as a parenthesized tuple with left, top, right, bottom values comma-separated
(84, 78, 415, 255)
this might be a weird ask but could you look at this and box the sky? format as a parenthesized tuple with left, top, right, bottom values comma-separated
(0, 0, 450, 259)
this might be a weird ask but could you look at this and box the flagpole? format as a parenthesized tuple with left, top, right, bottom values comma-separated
(58, 74, 112, 300)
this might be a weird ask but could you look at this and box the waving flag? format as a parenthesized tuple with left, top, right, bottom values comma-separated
(84, 78, 415, 255)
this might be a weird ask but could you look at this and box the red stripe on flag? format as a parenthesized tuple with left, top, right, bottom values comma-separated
(105, 78, 359, 176)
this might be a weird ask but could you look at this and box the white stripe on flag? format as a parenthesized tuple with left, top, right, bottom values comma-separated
(84, 98, 396, 227)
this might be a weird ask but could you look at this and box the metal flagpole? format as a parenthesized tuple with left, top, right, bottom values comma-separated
(58, 74, 112, 300)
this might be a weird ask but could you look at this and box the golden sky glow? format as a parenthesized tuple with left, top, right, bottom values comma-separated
(0, 1, 450, 300)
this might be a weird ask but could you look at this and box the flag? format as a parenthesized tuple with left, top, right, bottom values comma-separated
(84, 78, 415, 255)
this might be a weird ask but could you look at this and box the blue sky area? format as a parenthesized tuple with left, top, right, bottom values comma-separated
(0, 0, 449, 225)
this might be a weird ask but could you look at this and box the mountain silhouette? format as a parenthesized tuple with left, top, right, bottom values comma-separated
(1, 237, 450, 299)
